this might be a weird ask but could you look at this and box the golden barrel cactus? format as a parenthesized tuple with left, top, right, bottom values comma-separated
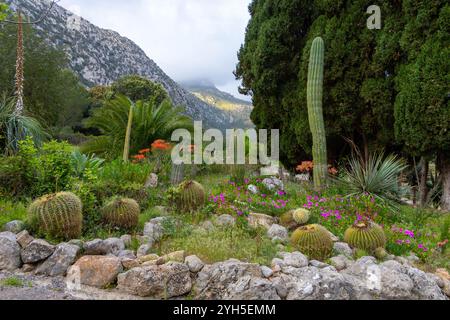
(291, 224, 333, 261)
(102, 198, 140, 229)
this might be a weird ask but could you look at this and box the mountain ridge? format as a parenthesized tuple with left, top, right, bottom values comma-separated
(5, 0, 234, 129)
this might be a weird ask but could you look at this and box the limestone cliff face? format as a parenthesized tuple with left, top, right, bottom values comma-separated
(5, 0, 232, 129)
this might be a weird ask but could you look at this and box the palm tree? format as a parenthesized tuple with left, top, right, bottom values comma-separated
(81, 95, 193, 159)
(0, 94, 48, 155)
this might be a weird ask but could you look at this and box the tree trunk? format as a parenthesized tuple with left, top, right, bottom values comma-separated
(419, 158, 429, 207)
(439, 154, 450, 211)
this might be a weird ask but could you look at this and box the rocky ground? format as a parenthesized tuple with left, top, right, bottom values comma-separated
(1, 207, 450, 300)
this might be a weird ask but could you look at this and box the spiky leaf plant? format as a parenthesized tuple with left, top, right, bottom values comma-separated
(344, 221, 386, 252)
(28, 192, 82, 239)
(336, 152, 408, 205)
(101, 197, 140, 229)
(292, 208, 310, 225)
(291, 224, 333, 261)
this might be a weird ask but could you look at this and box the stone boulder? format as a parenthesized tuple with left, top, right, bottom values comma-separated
(21, 239, 55, 264)
(35, 243, 80, 276)
(117, 262, 191, 298)
(16, 230, 34, 248)
(267, 224, 289, 243)
(0, 232, 21, 271)
(67, 255, 123, 288)
(194, 259, 280, 300)
(185, 255, 204, 273)
(333, 242, 353, 258)
(215, 214, 236, 227)
(2, 220, 25, 233)
(247, 213, 276, 229)
(83, 238, 125, 256)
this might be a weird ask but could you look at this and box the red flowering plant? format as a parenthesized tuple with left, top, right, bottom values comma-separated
(296, 161, 338, 177)
(130, 139, 173, 179)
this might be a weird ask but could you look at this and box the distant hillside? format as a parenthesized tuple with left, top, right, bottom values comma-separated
(182, 80, 254, 128)
(6, 0, 233, 129)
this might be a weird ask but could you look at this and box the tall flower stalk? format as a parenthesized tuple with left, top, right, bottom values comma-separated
(14, 11, 25, 116)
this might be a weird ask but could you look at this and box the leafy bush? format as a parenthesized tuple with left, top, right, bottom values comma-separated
(71, 150, 104, 178)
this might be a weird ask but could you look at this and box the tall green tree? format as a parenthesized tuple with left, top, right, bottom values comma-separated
(395, 2, 450, 210)
(235, 0, 404, 168)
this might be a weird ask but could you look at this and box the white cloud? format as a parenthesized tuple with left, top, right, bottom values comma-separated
(58, 0, 251, 100)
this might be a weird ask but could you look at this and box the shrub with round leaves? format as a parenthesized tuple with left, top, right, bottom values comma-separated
(28, 192, 83, 240)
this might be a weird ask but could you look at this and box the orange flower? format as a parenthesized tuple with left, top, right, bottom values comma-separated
(138, 148, 151, 154)
(132, 154, 145, 160)
(296, 161, 314, 173)
(328, 166, 338, 175)
(151, 139, 172, 152)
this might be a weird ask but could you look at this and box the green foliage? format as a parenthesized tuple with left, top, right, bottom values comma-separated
(307, 37, 327, 188)
(111, 75, 168, 104)
(71, 150, 104, 178)
(0, 3, 9, 21)
(344, 221, 386, 252)
(0, 24, 88, 131)
(81, 95, 193, 159)
(0, 95, 48, 155)
(291, 224, 333, 261)
(169, 180, 206, 213)
(28, 192, 83, 240)
(230, 164, 246, 185)
(101, 197, 140, 230)
(0, 199, 27, 229)
(336, 152, 408, 205)
(160, 219, 278, 265)
(18, 138, 75, 196)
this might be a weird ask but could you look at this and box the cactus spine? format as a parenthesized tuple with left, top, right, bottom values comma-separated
(307, 37, 328, 189)
(102, 198, 140, 229)
(291, 224, 333, 261)
(176, 180, 206, 212)
(344, 221, 386, 252)
(171, 163, 185, 185)
(28, 192, 83, 240)
(292, 208, 310, 225)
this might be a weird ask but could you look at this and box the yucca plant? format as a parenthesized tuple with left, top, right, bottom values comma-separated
(0, 95, 48, 155)
(336, 152, 408, 206)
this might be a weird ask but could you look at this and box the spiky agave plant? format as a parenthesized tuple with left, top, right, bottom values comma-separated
(291, 224, 333, 261)
(336, 152, 408, 205)
(28, 192, 83, 239)
(0, 95, 47, 155)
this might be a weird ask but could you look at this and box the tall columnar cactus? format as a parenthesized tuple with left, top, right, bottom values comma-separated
(344, 221, 386, 252)
(28, 192, 83, 239)
(291, 224, 333, 261)
(171, 163, 185, 185)
(102, 198, 140, 229)
(307, 37, 328, 189)
(176, 180, 206, 213)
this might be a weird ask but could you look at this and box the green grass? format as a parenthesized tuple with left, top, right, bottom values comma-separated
(0, 199, 28, 229)
(0, 277, 32, 288)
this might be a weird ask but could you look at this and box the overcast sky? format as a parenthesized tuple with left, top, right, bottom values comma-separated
(58, 0, 252, 100)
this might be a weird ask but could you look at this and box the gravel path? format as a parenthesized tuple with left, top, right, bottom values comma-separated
(0, 271, 146, 300)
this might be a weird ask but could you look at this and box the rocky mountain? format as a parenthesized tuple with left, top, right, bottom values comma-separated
(182, 80, 254, 128)
(5, 0, 232, 129)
